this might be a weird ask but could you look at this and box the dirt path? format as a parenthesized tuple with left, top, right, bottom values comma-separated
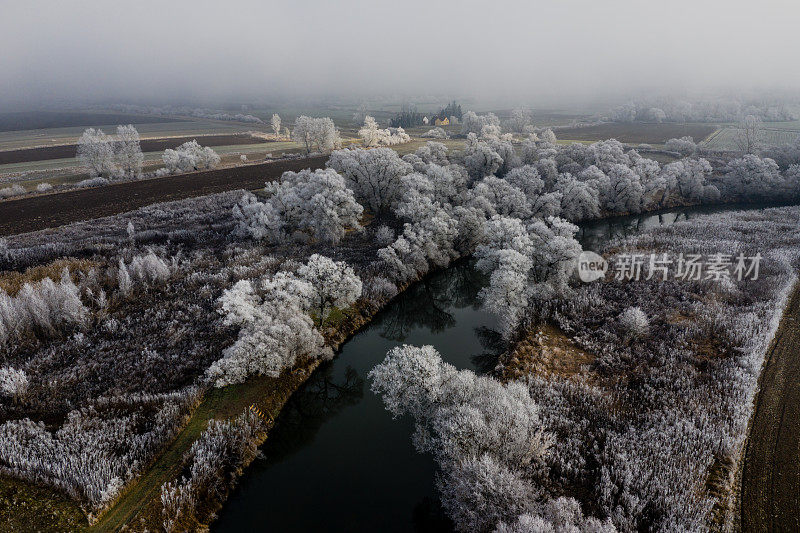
(0, 156, 327, 236)
(742, 281, 800, 532)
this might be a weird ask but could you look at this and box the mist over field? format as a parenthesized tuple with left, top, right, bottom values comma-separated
(2, 0, 800, 109)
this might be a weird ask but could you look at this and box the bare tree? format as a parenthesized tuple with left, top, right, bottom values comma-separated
(736, 114, 763, 154)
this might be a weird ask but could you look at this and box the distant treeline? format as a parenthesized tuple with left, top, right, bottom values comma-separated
(389, 101, 463, 128)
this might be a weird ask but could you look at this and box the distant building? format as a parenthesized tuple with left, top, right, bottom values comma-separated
(435, 117, 450, 126)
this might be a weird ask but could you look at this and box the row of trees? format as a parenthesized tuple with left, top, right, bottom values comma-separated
(78, 126, 221, 180)
(610, 97, 797, 123)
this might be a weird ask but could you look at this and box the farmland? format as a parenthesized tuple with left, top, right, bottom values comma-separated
(0, 155, 327, 235)
(0, 111, 181, 133)
(0, 133, 274, 165)
(701, 126, 800, 151)
(554, 122, 718, 144)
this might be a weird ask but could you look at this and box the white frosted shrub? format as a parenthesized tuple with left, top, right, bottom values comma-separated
(0, 367, 29, 399)
(375, 225, 395, 246)
(619, 306, 649, 339)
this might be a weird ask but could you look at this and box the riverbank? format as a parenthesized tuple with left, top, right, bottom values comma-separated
(89, 270, 439, 532)
(499, 206, 800, 530)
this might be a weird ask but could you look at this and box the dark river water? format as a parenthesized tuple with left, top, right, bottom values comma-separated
(212, 203, 774, 532)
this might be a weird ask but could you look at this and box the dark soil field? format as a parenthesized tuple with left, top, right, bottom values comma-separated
(0, 155, 327, 236)
(555, 122, 718, 144)
(741, 281, 800, 532)
(0, 111, 181, 133)
(0, 133, 271, 165)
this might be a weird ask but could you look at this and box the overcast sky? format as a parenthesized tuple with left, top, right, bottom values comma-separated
(2, 0, 799, 109)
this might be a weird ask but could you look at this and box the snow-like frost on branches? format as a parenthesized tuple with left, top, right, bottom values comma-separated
(233, 168, 363, 244)
(162, 140, 220, 174)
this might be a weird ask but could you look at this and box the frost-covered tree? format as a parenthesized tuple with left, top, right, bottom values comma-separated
(462, 133, 503, 180)
(298, 254, 362, 327)
(375, 225, 395, 246)
(555, 173, 601, 221)
(292, 116, 341, 154)
(208, 270, 331, 386)
(589, 139, 630, 172)
(396, 165, 467, 221)
(646, 107, 667, 123)
(495, 499, 616, 533)
(233, 168, 363, 244)
(421, 127, 449, 139)
(661, 158, 715, 202)
(539, 128, 557, 144)
(504, 165, 545, 198)
(664, 136, 697, 156)
(413, 141, 450, 166)
(532, 158, 559, 190)
(115, 125, 143, 178)
(271, 114, 281, 137)
(358, 115, 383, 147)
(461, 111, 501, 136)
(78, 125, 144, 179)
(470, 176, 531, 220)
(506, 107, 533, 133)
(377, 208, 461, 283)
(162, 141, 220, 173)
(737, 114, 763, 154)
(77, 128, 118, 178)
(724, 154, 784, 200)
(327, 148, 412, 215)
(358, 116, 410, 146)
(369, 344, 550, 532)
(605, 164, 643, 213)
(475, 215, 581, 334)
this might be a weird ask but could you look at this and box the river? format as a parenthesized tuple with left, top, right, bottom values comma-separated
(212, 203, 772, 532)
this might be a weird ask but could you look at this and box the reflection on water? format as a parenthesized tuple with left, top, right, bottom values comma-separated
(375, 262, 486, 341)
(214, 203, 781, 532)
(213, 261, 497, 532)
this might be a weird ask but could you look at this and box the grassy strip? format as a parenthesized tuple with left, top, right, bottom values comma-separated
(0, 477, 89, 532)
(87, 367, 316, 533)
(89, 300, 376, 532)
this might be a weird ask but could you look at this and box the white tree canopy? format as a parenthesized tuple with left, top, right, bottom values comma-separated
(327, 148, 412, 215)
